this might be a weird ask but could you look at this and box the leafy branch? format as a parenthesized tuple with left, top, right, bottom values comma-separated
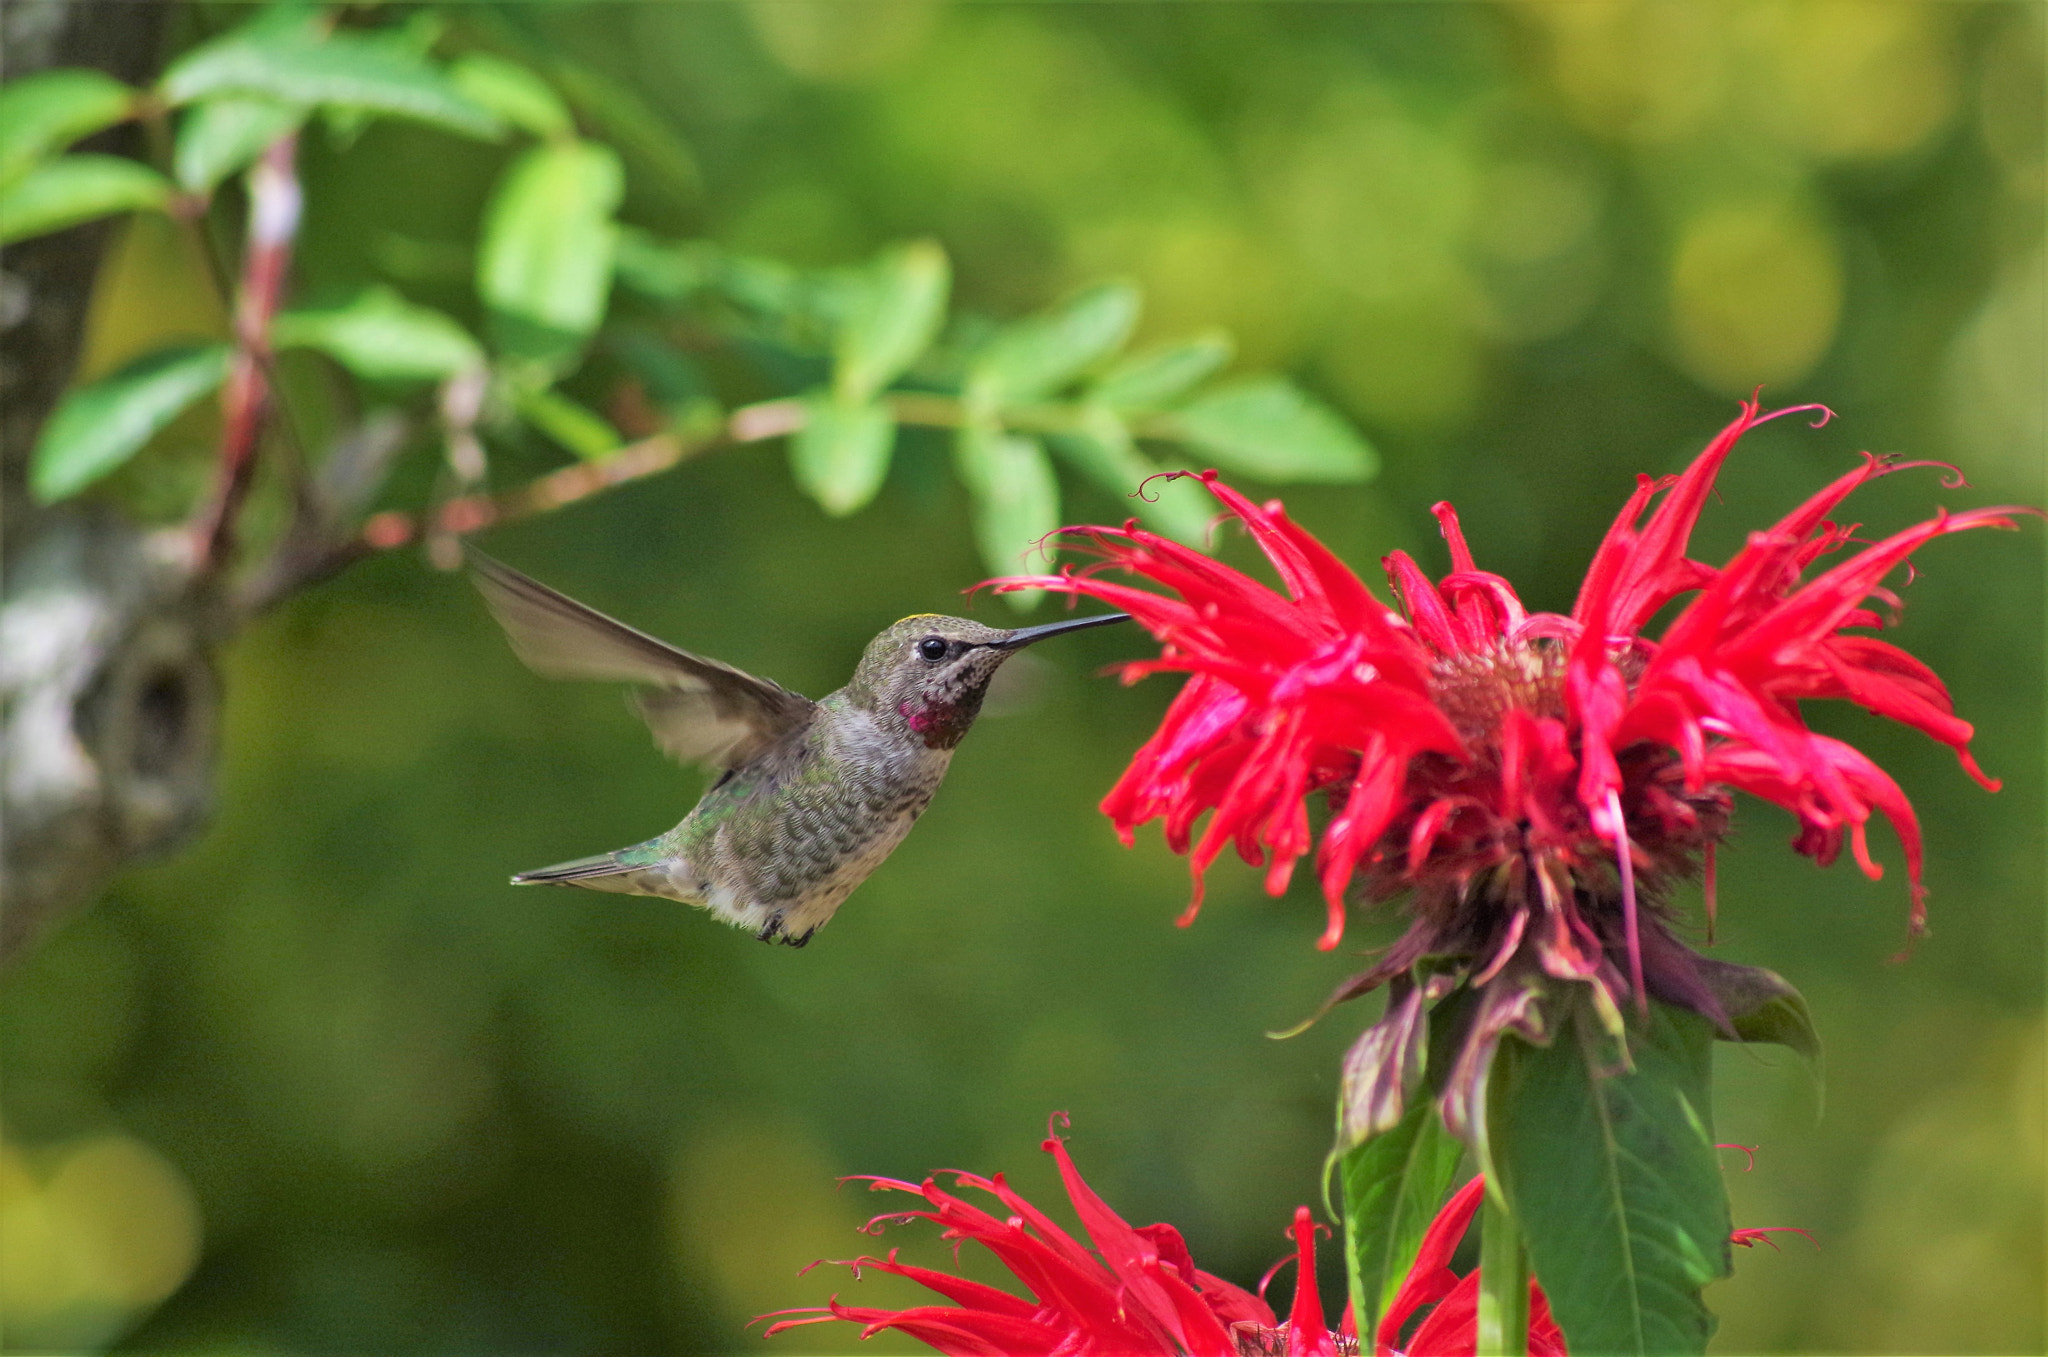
(10, 1, 1379, 621)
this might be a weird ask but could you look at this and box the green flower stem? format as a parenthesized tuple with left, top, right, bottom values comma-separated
(1477, 1187, 1529, 1357)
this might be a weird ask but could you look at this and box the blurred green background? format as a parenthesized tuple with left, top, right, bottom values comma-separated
(4, 2, 2041, 1353)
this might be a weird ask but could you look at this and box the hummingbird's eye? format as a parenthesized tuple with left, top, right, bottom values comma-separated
(917, 637, 949, 662)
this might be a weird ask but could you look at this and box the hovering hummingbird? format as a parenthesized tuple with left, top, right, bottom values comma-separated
(468, 551, 1128, 947)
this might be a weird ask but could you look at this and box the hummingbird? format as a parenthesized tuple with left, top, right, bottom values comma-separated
(467, 551, 1128, 947)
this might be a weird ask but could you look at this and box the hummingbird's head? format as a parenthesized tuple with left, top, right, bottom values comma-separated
(852, 612, 1129, 749)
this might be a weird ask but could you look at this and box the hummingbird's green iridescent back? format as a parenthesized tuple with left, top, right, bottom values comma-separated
(468, 555, 1127, 945)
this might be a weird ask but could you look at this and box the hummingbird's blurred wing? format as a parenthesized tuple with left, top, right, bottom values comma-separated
(467, 550, 815, 771)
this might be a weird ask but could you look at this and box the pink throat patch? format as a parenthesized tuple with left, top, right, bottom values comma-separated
(899, 699, 968, 750)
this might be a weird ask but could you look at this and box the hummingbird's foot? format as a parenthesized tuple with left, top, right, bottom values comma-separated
(755, 914, 815, 947)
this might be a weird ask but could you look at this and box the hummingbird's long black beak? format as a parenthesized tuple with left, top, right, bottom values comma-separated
(989, 612, 1131, 650)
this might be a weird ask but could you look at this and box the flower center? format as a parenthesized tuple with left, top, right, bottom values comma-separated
(1426, 640, 1568, 743)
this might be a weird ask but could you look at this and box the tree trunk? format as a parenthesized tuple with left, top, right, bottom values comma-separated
(1, 0, 220, 962)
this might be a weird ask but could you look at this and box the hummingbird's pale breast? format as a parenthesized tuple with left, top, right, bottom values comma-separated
(467, 554, 1126, 946)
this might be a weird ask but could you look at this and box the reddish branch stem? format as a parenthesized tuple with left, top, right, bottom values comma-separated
(359, 398, 805, 562)
(194, 133, 301, 571)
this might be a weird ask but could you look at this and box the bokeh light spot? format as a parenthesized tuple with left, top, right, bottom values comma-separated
(1746, 1, 1958, 162)
(0, 1131, 203, 1352)
(1668, 199, 1842, 394)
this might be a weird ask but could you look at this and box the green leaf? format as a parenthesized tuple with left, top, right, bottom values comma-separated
(792, 392, 894, 516)
(1341, 1098, 1465, 1342)
(478, 139, 623, 367)
(612, 227, 716, 303)
(0, 155, 171, 245)
(515, 386, 622, 461)
(173, 96, 306, 194)
(1052, 409, 1213, 546)
(956, 424, 1060, 596)
(970, 281, 1141, 406)
(1091, 329, 1234, 411)
(274, 286, 484, 382)
(1336, 978, 1475, 1340)
(1695, 957, 1823, 1077)
(30, 343, 232, 502)
(1488, 999, 1732, 1357)
(1168, 376, 1377, 483)
(161, 11, 500, 140)
(834, 241, 949, 403)
(449, 53, 573, 139)
(0, 69, 136, 188)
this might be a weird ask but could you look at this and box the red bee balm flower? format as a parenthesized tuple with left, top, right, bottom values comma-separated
(758, 1118, 1570, 1357)
(757, 1115, 1297, 1357)
(998, 402, 2027, 1031)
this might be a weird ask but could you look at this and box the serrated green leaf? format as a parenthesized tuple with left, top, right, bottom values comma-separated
(515, 386, 622, 461)
(956, 424, 1059, 599)
(449, 52, 573, 139)
(274, 286, 483, 382)
(834, 241, 949, 403)
(792, 391, 894, 515)
(30, 343, 232, 502)
(0, 155, 172, 245)
(1489, 999, 1732, 1357)
(478, 139, 623, 367)
(970, 281, 1141, 406)
(173, 96, 305, 194)
(1091, 329, 1234, 411)
(1168, 376, 1377, 483)
(161, 12, 500, 140)
(0, 69, 136, 189)
(1052, 407, 1212, 546)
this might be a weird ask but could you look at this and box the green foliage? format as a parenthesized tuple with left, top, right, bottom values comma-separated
(30, 343, 232, 502)
(793, 393, 894, 516)
(0, 154, 171, 244)
(1168, 376, 1378, 482)
(1341, 1099, 1465, 1342)
(1488, 1001, 1733, 1356)
(478, 138, 624, 368)
(1696, 957, 1823, 1076)
(160, 8, 500, 139)
(0, 68, 135, 187)
(1050, 408, 1216, 545)
(832, 241, 950, 405)
(1336, 977, 1472, 1340)
(1092, 330, 1235, 412)
(448, 52, 573, 140)
(969, 281, 1141, 406)
(957, 423, 1061, 598)
(273, 286, 483, 382)
(173, 96, 304, 194)
(514, 386, 622, 461)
